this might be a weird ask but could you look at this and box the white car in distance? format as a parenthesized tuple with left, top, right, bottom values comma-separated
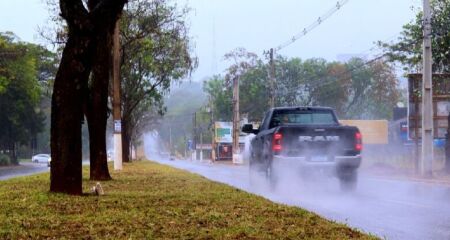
(32, 154, 51, 167)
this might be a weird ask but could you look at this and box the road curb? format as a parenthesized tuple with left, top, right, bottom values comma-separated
(366, 173, 450, 186)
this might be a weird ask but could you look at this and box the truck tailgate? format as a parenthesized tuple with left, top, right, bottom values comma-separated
(276, 125, 360, 157)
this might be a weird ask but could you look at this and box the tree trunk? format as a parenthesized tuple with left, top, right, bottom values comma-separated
(86, 28, 113, 181)
(50, 0, 127, 194)
(87, 0, 127, 171)
(51, 32, 92, 195)
(10, 142, 18, 165)
(122, 119, 131, 162)
(85, 0, 127, 179)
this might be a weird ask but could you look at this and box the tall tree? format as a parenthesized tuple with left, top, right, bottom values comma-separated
(0, 32, 46, 164)
(43, 0, 120, 180)
(84, 0, 125, 181)
(204, 51, 400, 122)
(203, 75, 233, 121)
(239, 61, 270, 120)
(379, 0, 450, 73)
(343, 58, 399, 119)
(50, 0, 127, 195)
(119, 0, 196, 162)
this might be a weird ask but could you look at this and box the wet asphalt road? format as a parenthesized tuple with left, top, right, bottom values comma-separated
(0, 161, 91, 181)
(0, 162, 49, 180)
(151, 158, 450, 240)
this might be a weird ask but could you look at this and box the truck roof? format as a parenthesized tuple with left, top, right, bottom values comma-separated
(270, 106, 334, 111)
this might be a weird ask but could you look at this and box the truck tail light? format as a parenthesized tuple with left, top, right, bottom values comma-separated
(355, 132, 362, 151)
(272, 132, 283, 152)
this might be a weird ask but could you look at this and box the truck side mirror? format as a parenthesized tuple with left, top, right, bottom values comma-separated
(242, 124, 258, 134)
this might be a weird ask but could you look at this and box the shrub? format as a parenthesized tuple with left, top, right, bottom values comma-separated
(0, 154, 10, 166)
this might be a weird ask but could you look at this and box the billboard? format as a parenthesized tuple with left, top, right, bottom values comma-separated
(215, 122, 233, 143)
(340, 120, 388, 144)
(408, 74, 450, 139)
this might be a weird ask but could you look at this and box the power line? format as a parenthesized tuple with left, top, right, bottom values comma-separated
(275, 0, 350, 52)
(263, 0, 350, 104)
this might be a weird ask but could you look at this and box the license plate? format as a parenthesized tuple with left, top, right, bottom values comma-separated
(310, 156, 328, 162)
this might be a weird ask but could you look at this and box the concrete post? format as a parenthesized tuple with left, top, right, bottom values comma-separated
(421, 0, 433, 177)
(113, 21, 122, 170)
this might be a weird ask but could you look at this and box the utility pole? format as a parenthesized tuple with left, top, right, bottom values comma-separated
(269, 48, 276, 108)
(200, 129, 203, 162)
(232, 75, 240, 164)
(422, 0, 433, 177)
(210, 104, 215, 163)
(112, 21, 123, 170)
(169, 126, 172, 157)
(192, 112, 196, 161)
(184, 134, 187, 159)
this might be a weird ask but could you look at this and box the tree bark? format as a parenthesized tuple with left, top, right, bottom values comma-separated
(84, 0, 127, 180)
(51, 0, 127, 194)
(85, 22, 114, 181)
(50, 24, 93, 195)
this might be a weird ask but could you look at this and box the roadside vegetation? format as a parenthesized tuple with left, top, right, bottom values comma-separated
(0, 32, 55, 165)
(0, 161, 376, 239)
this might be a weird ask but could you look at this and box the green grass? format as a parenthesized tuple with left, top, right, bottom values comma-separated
(19, 158, 31, 163)
(0, 161, 377, 239)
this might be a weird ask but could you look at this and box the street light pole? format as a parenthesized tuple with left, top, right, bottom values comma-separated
(209, 104, 215, 163)
(421, 0, 433, 177)
(232, 75, 240, 164)
(269, 48, 276, 108)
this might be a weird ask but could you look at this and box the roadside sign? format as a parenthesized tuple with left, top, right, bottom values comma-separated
(187, 139, 193, 151)
(114, 120, 121, 133)
(215, 122, 233, 143)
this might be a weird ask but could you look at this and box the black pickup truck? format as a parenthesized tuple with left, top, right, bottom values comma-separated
(242, 106, 362, 190)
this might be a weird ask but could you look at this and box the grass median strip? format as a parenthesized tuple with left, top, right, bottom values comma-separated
(0, 160, 377, 239)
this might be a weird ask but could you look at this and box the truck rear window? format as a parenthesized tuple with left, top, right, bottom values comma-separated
(271, 110, 337, 126)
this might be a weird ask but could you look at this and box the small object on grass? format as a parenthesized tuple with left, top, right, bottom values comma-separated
(91, 182, 104, 196)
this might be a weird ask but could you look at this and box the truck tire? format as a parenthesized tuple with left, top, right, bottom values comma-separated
(339, 170, 357, 192)
(263, 155, 277, 191)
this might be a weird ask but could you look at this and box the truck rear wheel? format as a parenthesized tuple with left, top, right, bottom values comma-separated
(263, 153, 277, 191)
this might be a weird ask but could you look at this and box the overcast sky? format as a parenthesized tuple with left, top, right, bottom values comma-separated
(0, 0, 422, 81)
